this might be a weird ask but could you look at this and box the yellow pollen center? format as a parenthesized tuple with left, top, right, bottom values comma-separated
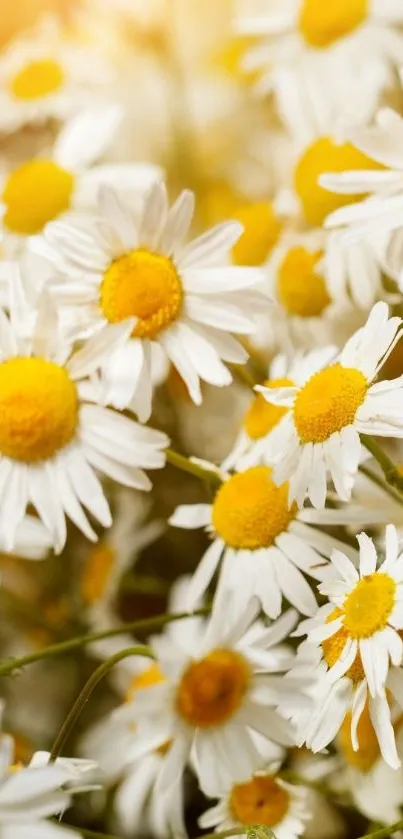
(3, 159, 74, 234)
(10, 58, 64, 100)
(293, 363, 367, 444)
(244, 378, 294, 440)
(0, 357, 78, 463)
(342, 573, 396, 639)
(212, 466, 297, 549)
(81, 544, 116, 606)
(299, 0, 368, 48)
(232, 202, 282, 266)
(277, 246, 331, 317)
(294, 137, 383, 226)
(322, 609, 365, 683)
(230, 775, 290, 827)
(176, 648, 250, 728)
(100, 248, 183, 339)
(338, 703, 380, 772)
(126, 662, 166, 702)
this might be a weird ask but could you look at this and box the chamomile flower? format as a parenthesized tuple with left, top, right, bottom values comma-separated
(295, 526, 403, 767)
(0, 106, 161, 246)
(0, 286, 168, 554)
(122, 601, 303, 797)
(236, 1, 403, 131)
(170, 457, 366, 618)
(0, 734, 97, 838)
(257, 301, 403, 508)
(334, 703, 403, 823)
(40, 182, 267, 420)
(199, 765, 309, 839)
(320, 108, 403, 242)
(0, 15, 114, 133)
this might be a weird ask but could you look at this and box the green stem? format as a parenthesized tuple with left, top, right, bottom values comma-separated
(50, 645, 155, 761)
(0, 608, 210, 678)
(166, 448, 222, 487)
(357, 820, 403, 839)
(361, 435, 403, 495)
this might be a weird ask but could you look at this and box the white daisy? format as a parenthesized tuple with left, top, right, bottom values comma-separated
(257, 301, 403, 508)
(320, 108, 403, 243)
(0, 106, 161, 247)
(199, 764, 309, 839)
(0, 734, 97, 838)
(294, 526, 403, 768)
(0, 286, 168, 554)
(118, 600, 305, 797)
(39, 181, 268, 420)
(170, 457, 364, 618)
(333, 703, 403, 823)
(236, 1, 403, 132)
(0, 15, 114, 133)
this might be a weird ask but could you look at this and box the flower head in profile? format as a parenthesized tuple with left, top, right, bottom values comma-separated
(294, 526, 403, 768)
(199, 763, 309, 839)
(0, 732, 98, 838)
(257, 302, 403, 508)
(0, 16, 114, 133)
(41, 181, 268, 420)
(0, 278, 168, 554)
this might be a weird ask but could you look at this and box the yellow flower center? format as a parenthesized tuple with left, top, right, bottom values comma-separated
(3, 159, 74, 234)
(293, 364, 367, 444)
(338, 703, 380, 772)
(10, 58, 64, 100)
(298, 0, 368, 48)
(0, 357, 78, 463)
(230, 775, 290, 827)
(322, 609, 365, 683)
(244, 378, 294, 440)
(212, 466, 297, 549)
(100, 248, 183, 339)
(232, 202, 282, 266)
(126, 662, 166, 702)
(176, 648, 250, 728)
(81, 543, 116, 606)
(294, 137, 383, 226)
(342, 573, 396, 639)
(277, 246, 331, 317)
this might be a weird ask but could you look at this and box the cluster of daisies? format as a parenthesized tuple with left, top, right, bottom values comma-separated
(5, 1, 403, 839)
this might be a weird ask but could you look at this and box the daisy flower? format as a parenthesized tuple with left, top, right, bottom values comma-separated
(320, 108, 403, 242)
(0, 106, 161, 246)
(294, 526, 403, 768)
(121, 601, 304, 797)
(199, 764, 309, 839)
(236, 1, 403, 131)
(0, 286, 168, 554)
(170, 457, 364, 618)
(333, 702, 403, 823)
(0, 733, 97, 839)
(0, 15, 114, 133)
(1, 515, 53, 561)
(257, 301, 403, 508)
(40, 182, 268, 420)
